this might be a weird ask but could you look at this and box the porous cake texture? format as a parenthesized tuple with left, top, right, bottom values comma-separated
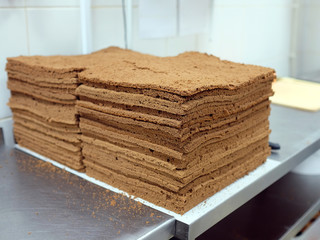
(6, 47, 136, 171)
(76, 49, 275, 214)
(7, 55, 86, 171)
(7, 47, 275, 214)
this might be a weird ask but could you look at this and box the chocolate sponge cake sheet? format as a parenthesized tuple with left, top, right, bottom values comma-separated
(78, 51, 275, 96)
(80, 116, 270, 174)
(8, 78, 76, 104)
(12, 109, 80, 133)
(6, 57, 85, 77)
(81, 128, 270, 189)
(78, 100, 270, 155)
(7, 47, 275, 214)
(7, 55, 83, 170)
(76, 78, 273, 116)
(14, 123, 80, 153)
(14, 126, 83, 171)
(13, 115, 80, 144)
(84, 139, 269, 195)
(76, 99, 270, 144)
(73, 48, 274, 214)
(5, 46, 146, 83)
(76, 86, 273, 128)
(84, 145, 269, 214)
(79, 108, 270, 162)
(6, 69, 79, 85)
(9, 93, 78, 125)
(7, 52, 87, 172)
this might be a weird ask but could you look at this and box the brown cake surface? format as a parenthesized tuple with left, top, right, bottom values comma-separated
(75, 48, 275, 214)
(79, 51, 274, 95)
(7, 47, 275, 214)
(7, 47, 139, 171)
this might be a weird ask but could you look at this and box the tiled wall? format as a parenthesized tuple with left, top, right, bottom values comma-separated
(0, 0, 295, 119)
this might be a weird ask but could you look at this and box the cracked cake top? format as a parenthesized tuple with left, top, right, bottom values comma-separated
(79, 50, 275, 96)
(7, 47, 275, 96)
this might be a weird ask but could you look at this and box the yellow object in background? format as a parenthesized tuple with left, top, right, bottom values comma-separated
(270, 77, 320, 112)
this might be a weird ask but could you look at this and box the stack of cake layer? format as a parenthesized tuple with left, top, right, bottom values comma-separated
(7, 56, 86, 171)
(6, 48, 144, 171)
(76, 51, 275, 214)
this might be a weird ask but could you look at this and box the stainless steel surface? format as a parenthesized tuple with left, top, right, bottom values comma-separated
(0, 117, 14, 147)
(140, 218, 175, 240)
(293, 214, 320, 240)
(0, 143, 174, 240)
(1, 104, 319, 240)
(269, 104, 320, 164)
(175, 159, 280, 240)
(292, 149, 320, 175)
(175, 104, 320, 240)
(280, 150, 320, 240)
(195, 170, 320, 240)
(280, 199, 320, 240)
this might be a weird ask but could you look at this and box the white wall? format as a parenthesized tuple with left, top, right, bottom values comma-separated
(0, 0, 293, 120)
(295, 0, 320, 79)
(199, 0, 292, 78)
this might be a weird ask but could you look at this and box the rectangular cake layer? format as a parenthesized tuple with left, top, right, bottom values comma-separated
(84, 145, 269, 213)
(8, 78, 76, 104)
(14, 128, 84, 171)
(9, 93, 78, 125)
(7, 47, 275, 214)
(77, 100, 270, 156)
(7, 54, 84, 171)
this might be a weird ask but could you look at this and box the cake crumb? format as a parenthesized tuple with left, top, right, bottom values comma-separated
(110, 200, 116, 207)
(27, 232, 31, 235)
(35, 212, 39, 216)
(150, 213, 154, 217)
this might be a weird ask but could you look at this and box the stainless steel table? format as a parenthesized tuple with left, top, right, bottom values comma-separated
(0, 143, 175, 240)
(0, 104, 319, 240)
(195, 152, 320, 240)
(173, 104, 320, 239)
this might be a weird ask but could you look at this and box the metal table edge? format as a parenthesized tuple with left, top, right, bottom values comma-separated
(182, 135, 320, 240)
(280, 199, 320, 240)
(138, 218, 175, 240)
